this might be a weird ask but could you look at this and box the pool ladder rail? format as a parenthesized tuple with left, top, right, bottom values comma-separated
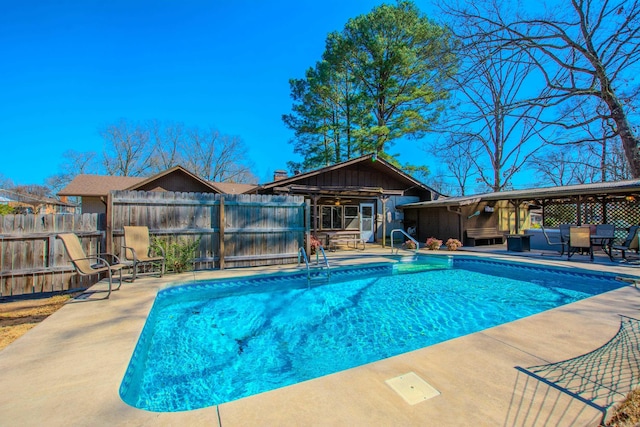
(298, 246, 331, 287)
(390, 228, 420, 258)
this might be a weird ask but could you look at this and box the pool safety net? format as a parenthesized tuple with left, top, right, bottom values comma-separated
(515, 315, 640, 424)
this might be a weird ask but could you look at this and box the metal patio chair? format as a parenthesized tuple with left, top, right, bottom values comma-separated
(612, 226, 640, 261)
(540, 225, 568, 256)
(122, 226, 165, 281)
(58, 233, 123, 299)
(567, 226, 593, 261)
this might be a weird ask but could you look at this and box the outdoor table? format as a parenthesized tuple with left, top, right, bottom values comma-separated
(506, 234, 533, 252)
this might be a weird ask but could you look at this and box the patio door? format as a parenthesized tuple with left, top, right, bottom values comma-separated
(360, 203, 375, 242)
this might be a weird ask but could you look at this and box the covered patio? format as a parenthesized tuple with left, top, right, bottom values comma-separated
(399, 179, 640, 252)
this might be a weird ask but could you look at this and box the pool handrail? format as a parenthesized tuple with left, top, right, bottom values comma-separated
(298, 247, 311, 282)
(298, 246, 330, 286)
(390, 229, 419, 255)
(315, 245, 331, 279)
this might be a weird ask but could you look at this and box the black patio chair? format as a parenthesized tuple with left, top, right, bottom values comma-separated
(612, 226, 640, 261)
(540, 225, 568, 256)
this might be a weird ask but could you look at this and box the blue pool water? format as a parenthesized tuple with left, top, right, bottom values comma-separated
(120, 256, 627, 412)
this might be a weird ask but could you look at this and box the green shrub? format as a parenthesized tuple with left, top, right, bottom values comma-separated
(0, 205, 13, 215)
(153, 236, 201, 274)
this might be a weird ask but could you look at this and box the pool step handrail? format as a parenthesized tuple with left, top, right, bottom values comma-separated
(298, 246, 330, 287)
(390, 229, 419, 256)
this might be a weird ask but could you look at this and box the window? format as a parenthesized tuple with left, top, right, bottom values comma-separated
(344, 206, 359, 229)
(321, 206, 341, 229)
(320, 205, 359, 230)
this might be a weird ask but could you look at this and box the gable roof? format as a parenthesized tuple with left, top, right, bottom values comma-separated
(124, 165, 221, 193)
(58, 175, 146, 197)
(58, 166, 257, 197)
(259, 153, 437, 196)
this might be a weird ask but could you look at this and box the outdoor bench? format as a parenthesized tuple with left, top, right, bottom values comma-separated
(327, 231, 366, 251)
(464, 227, 505, 247)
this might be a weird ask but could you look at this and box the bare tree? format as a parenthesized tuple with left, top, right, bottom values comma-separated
(49, 120, 258, 187)
(434, 21, 547, 191)
(0, 174, 14, 189)
(149, 121, 185, 173)
(183, 127, 257, 183)
(439, 0, 640, 177)
(46, 150, 98, 193)
(533, 98, 633, 184)
(101, 119, 153, 176)
(428, 139, 477, 195)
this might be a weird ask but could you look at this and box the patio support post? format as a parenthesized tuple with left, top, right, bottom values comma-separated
(305, 199, 311, 256)
(577, 196, 583, 225)
(312, 195, 320, 234)
(219, 196, 225, 270)
(381, 196, 388, 248)
(600, 196, 608, 224)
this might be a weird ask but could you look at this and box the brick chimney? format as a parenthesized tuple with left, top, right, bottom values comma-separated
(273, 169, 288, 181)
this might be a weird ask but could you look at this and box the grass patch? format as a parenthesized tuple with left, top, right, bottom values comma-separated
(0, 294, 72, 351)
(608, 389, 640, 426)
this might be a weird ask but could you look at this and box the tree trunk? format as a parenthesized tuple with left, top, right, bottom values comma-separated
(605, 94, 640, 178)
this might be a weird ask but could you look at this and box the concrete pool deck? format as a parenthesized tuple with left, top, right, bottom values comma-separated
(1, 246, 639, 426)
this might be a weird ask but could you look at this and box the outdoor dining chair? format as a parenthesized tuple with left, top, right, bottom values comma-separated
(567, 226, 593, 261)
(58, 233, 123, 299)
(612, 226, 640, 261)
(540, 225, 568, 256)
(559, 224, 572, 244)
(122, 226, 166, 281)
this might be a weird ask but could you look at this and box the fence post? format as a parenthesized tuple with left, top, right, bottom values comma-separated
(219, 196, 225, 270)
(106, 191, 113, 253)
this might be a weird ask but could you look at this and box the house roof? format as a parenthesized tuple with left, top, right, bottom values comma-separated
(58, 166, 257, 197)
(123, 165, 222, 193)
(399, 179, 640, 209)
(210, 182, 258, 194)
(0, 189, 75, 206)
(258, 153, 437, 197)
(58, 175, 146, 197)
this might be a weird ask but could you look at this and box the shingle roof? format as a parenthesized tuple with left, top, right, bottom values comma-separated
(58, 175, 146, 197)
(58, 170, 258, 197)
(210, 182, 258, 194)
(258, 153, 437, 195)
(399, 179, 640, 208)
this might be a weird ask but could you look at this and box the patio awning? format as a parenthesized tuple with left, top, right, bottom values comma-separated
(273, 184, 405, 198)
(399, 179, 640, 209)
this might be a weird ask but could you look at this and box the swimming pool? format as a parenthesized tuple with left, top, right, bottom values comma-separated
(119, 256, 627, 412)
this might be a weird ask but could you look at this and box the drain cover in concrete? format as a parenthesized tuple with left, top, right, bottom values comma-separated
(385, 372, 440, 405)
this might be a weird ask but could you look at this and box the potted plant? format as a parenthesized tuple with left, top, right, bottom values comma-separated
(309, 235, 323, 254)
(404, 239, 417, 250)
(445, 238, 463, 251)
(426, 237, 443, 250)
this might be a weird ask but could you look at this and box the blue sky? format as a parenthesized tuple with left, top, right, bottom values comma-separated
(1, 0, 437, 187)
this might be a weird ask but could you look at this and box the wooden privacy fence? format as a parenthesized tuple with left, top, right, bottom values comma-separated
(0, 213, 105, 296)
(0, 191, 309, 297)
(109, 191, 309, 269)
